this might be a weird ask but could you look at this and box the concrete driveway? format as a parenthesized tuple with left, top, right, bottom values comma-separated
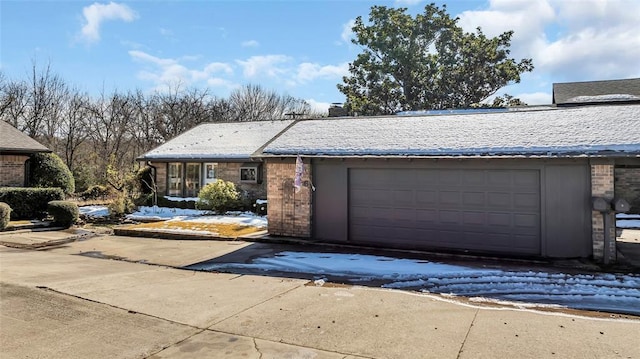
(1, 232, 640, 358)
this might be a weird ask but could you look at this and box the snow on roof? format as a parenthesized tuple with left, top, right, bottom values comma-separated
(262, 104, 640, 157)
(566, 94, 640, 103)
(140, 120, 293, 160)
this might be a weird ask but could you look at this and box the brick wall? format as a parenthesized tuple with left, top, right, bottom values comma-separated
(217, 162, 267, 199)
(591, 164, 615, 262)
(615, 168, 640, 214)
(0, 154, 29, 187)
(148, 162, 167, 194)
(266, 159, 312, 238)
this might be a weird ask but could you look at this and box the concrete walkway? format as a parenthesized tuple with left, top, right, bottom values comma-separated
(1, 234, 639, 358)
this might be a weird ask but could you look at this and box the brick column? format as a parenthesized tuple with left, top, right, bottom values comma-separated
(266, 159, 312, 238)
(591, 164, 615, 262)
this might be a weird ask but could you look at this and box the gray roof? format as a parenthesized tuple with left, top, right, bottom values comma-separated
(262, 104, 640, 158)
(0, 121, 50, 154)
(553, 78, 640, 105)
(140, 120, 294, 161)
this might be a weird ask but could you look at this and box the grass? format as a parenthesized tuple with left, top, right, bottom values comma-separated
(125, 220, 265, 238)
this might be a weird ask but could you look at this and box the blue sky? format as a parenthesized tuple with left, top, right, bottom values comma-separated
(2, 0, 639, 112)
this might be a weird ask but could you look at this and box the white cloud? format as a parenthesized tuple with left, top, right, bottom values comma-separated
(79, 2, 137, 43)
(236, 55, 292, 78)
(340, 19, 356, 44)
(515, 92, 552, 105)
(129, 50, 235, 91)
(456, 0, 640, 85)
(305, 99, 331, 115)
(394, 0, 423, 5)
(296, 62, 349, 83)
(241, 40, 259, 48)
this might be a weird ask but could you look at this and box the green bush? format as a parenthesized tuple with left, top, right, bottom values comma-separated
(47, 201, 79, 228)
(196, 180, 240, 214)
(108, 192, 135, 218)
(0, 187, 64, 219)
(29, 153, 75, 195)
(80, 185, 111, 201)
(0, 202, 11, 230)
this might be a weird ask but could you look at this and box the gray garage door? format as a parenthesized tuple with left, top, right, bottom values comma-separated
(349, 168, 541, 255)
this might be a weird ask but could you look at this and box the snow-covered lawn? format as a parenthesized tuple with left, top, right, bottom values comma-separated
(617, 213, 640, 229)
(78, 205, 110, 218)
(188, 251, 640, 316)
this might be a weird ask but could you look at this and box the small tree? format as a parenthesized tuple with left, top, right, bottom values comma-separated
(29, 152, 75, 195)
(196, 180, 240, 214)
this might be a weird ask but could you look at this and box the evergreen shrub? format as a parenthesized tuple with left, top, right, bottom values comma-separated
(0, 187, 64, 219)
(47, 201, 79, 228)
(196, 180, 240, 214)
(29, 153, 75, 195)
(0, 202, 11, 230)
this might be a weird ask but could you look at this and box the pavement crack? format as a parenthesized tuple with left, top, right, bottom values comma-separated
(253, 338, 264, 359)
(208, 282, 304, 327)
(456, 308, 479, 359)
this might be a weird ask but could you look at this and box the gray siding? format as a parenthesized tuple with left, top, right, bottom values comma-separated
(313, 158, 592, 258)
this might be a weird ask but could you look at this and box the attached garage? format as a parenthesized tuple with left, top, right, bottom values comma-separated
(311, 159, 591, 258)
(262, 103, 640, 261)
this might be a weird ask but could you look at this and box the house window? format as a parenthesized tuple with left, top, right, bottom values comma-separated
(168, 163, 182, 196)
(205, 163, 217, 180)
(240, 163, 261, 183)
(185, 163, 201, 197)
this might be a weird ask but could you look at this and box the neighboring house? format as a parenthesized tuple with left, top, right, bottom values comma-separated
(260, 103, 640, 262)
(0, 121, 51, 187)
(137, 120, 294, 199)
(553, 78, 640, 105)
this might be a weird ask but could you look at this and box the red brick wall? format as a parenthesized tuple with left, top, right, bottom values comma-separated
(266, 159, 312, 238)
(0, 155, 29, 187)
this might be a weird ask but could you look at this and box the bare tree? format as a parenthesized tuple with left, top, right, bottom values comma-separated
(228, 84, 312, 121)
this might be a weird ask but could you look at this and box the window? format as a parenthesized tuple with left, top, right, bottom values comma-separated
(168, 163, 182, 196)
(205, 163, 217, 179)
(185, 163, 201, 197)
(240, 163, 261, 183)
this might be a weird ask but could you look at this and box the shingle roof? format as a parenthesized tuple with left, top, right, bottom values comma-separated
(262, 104, 640, 158)
(0, 121, 50, 154)
(139, 120, 294, 161)
(553, 78, 640, 105)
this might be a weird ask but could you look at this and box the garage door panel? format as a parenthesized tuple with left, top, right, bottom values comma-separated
(463, 211, 486, 225)
(463, 192, 485, 206)
(488, 212, 511, 226)
(462, 170, 486, 185)
(514, 193, 539, 209)
(349, 168, 541, 255)
(438, 170, 461, 184)
(416, 190, 437, 205)
(439, 191, 461, 205)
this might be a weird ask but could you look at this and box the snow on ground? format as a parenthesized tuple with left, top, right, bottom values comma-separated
(78, 205, 267, 227)
(125, 206, 209, 221)
(188, 251, 640, 316)
(617, 213, 640, 229)
(78, 205, 110, 218)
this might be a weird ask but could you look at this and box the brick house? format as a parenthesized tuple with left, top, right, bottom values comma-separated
(0, 121, 51, 187)
(260, 103, 640, 263)
(137, 120, 293, 199)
